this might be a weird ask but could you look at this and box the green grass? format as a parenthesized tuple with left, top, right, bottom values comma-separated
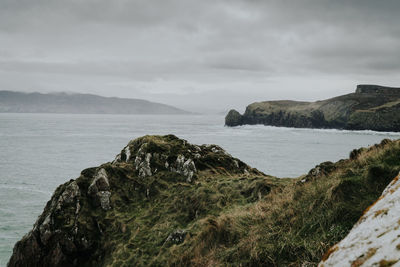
(167, 139, 400, 266)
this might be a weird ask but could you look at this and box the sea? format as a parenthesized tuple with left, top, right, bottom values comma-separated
(1, 113, 400, 265)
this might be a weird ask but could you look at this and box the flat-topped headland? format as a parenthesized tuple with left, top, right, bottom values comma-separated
(225, 84, 400, 132)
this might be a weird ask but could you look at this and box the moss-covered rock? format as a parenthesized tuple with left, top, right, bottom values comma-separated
(7, 135, 266, 267)
(225, 109, 243, 126)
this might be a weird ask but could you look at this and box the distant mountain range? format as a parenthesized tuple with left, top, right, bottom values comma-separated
(0, 91, 189, 114)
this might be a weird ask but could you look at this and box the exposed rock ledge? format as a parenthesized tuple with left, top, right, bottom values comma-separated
(319, 173, 400, 266)
(226, 84, 400, 131)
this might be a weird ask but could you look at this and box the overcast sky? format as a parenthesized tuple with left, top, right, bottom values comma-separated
(1, 0, 400, 112)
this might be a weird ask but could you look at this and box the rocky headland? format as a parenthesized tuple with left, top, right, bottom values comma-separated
(225, 84, 400, 132)
(8, 135, 400, 266)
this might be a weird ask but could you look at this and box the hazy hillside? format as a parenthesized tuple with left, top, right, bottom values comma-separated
(0, 91, 189, 114)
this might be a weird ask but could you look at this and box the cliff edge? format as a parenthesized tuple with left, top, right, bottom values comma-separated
(8, 136, 400, 266)
(225, 84, 400, 131)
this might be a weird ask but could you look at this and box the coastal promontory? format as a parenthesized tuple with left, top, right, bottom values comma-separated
(8, 135, 400, 266)
(225, 84, 400, 131)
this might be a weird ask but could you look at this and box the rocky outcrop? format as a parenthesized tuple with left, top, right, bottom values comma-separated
(7, 135, 262, 267)
(225, 84, 400, 132)
(8, 179, 90, 267)
(225, 109, 243, 126)
(88, 168, 111, 210)
(319, 173, 400, 266)
(112, 136, 246, 182)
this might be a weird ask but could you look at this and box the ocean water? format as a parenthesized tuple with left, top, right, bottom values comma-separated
(1, 113, 400, 265)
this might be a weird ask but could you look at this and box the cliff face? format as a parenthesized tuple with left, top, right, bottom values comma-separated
(225, 85, 400, 131)
(8, 136, 400, 266)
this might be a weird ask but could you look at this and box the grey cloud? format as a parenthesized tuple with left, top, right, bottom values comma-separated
(0, 0, 400, 111)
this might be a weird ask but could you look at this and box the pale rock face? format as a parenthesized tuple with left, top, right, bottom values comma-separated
(56, 180, 80, 210)
(88, 168, 110, 194)
(182, 159, 196, 182)
(319, 173, 400, 267)
(112, 154, 121, 165)
(136, 152, 153, 178)
(96, 191, 111, 210)
(211, 146, 220, 153)
(134, 155, 141, 169)
(36, 180, 81, 245)
(132, 143, 154, 178)
(173, 154, 197, 182)
(233, 160, 239, 169)
(129, 142, 200, 181)
(124, 146, 131, 162)
(88, 168, 111, 210)
(111, 145, 131, 164)
(39, 215, 52, 244)
(175, 154, 185, 169)
(207, 144, 230, 156)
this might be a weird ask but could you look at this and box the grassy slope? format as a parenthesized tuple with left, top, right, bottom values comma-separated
(86, 138, 400, 266)
(8, 136, 400, 267)
(169, 139, 400, 266)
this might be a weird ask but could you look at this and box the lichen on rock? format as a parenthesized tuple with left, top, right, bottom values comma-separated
(96, 191, 111, 210)
(135, 152, 153, 178)
(172, 154, 196, 182)
(88, 168, 111, 210)
(8, 179, 88, 266)
(124, 146, 131, 162)
(319, 173, 400, 266)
